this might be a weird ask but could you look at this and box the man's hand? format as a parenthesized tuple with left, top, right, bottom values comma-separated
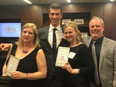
(0, 43, 11, 51)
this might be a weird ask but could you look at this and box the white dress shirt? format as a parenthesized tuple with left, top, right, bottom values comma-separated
(48, 24, 65, 48)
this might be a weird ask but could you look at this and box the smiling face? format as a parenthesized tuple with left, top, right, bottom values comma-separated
(22, 27, 34, 43)
(64, 26, 78, 43)
(89, 18, 104, 40)
(49, 8, 63, 27)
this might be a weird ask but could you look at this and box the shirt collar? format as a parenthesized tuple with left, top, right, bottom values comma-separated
(49, 24, 61, 31)
(92, 36, 103, 44)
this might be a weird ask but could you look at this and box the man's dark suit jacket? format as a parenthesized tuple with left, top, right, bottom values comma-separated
(38, 26, 68, 81)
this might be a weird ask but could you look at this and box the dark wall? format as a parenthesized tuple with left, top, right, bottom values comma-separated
(0, 5, 43, 29)
(90, 3, 116, 40)
(0, 3, 116, 40)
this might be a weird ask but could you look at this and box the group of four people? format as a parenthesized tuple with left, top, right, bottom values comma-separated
(0, 2, 116, 87)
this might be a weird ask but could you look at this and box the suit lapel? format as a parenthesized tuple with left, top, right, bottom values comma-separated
(99, 37, 108, 70)
(84, 36, 92, 48)
(40, 26, 53, 52)
(40, 26, 49, 40)
(61, 25, 64, 33)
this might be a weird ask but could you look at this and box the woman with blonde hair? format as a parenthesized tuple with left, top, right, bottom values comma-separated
(2, 23, 47, 87)
(61, 21, 94, 87)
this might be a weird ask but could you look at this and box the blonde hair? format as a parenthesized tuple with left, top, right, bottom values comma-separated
(64, 21, 82, 43)
(15, 23, 40, 47)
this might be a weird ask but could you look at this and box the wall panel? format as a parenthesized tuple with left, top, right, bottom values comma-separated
(21, 5, 32, 27)
(62, 4, 91, 13)
(91, 3, 103, 19)
(0, 3, 116, 41)
(31, 5, 43, 29)
(104, 3, 116, 40)
(0, 5, 21, 19)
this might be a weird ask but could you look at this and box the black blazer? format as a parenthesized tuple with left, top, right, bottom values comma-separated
(38, 26, 68, 81)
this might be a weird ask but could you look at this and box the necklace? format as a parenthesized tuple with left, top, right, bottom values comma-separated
(22, 50, 28, 53)
(22, 44, 33, 53)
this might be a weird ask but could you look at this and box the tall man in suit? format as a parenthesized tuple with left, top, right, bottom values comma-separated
(83, 16, 116, 87)
(38, 3, 67, 87)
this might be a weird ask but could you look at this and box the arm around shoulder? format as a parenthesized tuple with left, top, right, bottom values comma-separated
(0, 43, 12, 51)
(2, 44, 13, 75)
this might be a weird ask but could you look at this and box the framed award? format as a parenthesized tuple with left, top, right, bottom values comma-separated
(55, 46, 70, 67)
(5, 55, 20, 77)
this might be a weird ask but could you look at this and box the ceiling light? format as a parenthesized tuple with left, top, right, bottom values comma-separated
(67, 0, 71, 3)
(110, 0, 114, 1)
(24, 0, 32, 4)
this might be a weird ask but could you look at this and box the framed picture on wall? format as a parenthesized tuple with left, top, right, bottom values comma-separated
(62, 19, 71, 25)
(74, 19, 84, 25)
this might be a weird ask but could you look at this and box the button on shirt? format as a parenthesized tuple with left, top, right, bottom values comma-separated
(48, 24, 65, 48)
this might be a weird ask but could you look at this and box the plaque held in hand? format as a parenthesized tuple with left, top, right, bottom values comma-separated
(55, 46, 70, 67)
(5, 55, 20, 77)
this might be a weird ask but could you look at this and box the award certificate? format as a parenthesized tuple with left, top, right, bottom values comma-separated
(55, 46, 70, 67)
(5, 55, 20, 77)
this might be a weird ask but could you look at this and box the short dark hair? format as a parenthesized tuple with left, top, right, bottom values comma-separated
(49, 3, 62, 13)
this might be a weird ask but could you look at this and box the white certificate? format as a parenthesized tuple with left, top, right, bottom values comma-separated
(55, 46, 70, 67)
(5, 55, 20, 77)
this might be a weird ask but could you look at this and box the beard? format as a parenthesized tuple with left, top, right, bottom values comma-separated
(92, 35, 98, 38)
(91, 33, 103, 40)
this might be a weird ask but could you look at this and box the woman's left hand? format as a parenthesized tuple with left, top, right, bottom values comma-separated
(11, 71, 26, 79)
